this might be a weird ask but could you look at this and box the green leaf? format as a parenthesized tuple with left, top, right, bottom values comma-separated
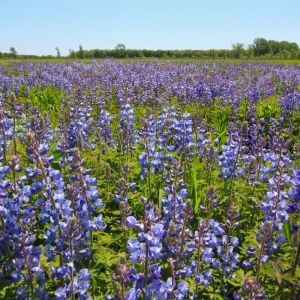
(283, 222, 292, 243)
(260, 263, 276, 280)
(158, 188, 164, 210)
(225, 277, 241, 287)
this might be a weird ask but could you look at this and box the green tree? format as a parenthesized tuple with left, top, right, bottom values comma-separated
(114, 44, 127, 58)
(246, 45, 254, 58)
(69, 49, 76, 59)
(115, 43, 126, 50)
(9, 47, 17, 59)
(252, 38, 269, 56)
(268, 40, 280, 56)
(280, 49, 291, 59)
(78, 45, 84, 59)
(232, 43, 244, 58)
(55, 47, 61, 58)
(93, 49, 102, 58)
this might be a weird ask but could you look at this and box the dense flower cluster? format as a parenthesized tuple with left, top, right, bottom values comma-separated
(0, 61, 300, 299)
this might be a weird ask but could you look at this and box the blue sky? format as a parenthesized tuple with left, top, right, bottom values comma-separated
(0, 0, 299, 55)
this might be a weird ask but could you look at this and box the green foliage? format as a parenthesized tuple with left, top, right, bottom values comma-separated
(238, 99, 249, 120)
(283, 222, 292, 243)
(90, 232, 127, 297)
(210, 101, 232, 144)
(30, 88, 63, 126)
(256, 96, 281, 121)
(9, 47, 17, 59)
(78, 45, 84, 59)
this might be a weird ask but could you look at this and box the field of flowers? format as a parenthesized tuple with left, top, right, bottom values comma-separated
(0, 61, 300, 299)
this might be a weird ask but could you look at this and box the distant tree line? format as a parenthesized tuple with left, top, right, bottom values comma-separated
(1, 38, 299, 60)
(72, 38, 300, 59)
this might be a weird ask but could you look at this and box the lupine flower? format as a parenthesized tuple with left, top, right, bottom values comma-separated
(97, 109, 112, 145)
(120, 103, 136, 153)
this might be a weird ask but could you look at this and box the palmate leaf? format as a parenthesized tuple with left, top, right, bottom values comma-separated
(225, 277, 241, 287)
(225, 269, 253, 287)
(261, 262, 278, 281)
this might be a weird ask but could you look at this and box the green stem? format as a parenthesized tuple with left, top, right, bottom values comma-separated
(195, 238, 203, 296)
(0, 116, 7, 164)
(292, 238, 300, 276)
(21, 235, 34, 298)
(143, 203, 149, 298)
(256, 243, 265, 280)
(9, 93, 18, 156)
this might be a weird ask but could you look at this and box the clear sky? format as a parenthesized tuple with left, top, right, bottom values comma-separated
(0, 0, 299, 55)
